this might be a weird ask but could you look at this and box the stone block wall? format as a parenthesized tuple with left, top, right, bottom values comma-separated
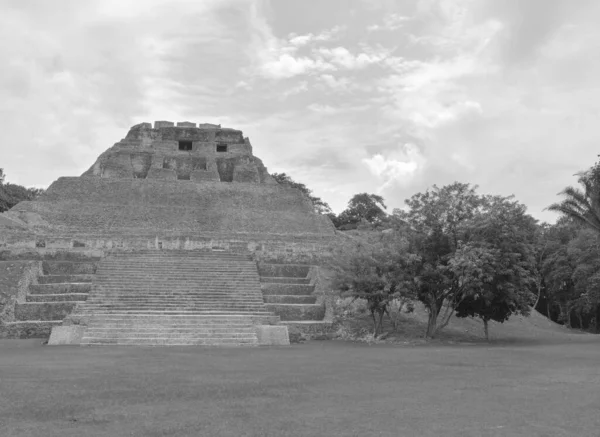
(80, 122, 278, 183)
(0, 261, 41, 325)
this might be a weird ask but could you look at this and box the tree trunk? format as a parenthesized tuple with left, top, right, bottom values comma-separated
(483, 319, 489, 341)
(533, 282, 542, 310)
(426, 308, 438, 338)
(558, 302, 570, 328)
(371, 311, 378, 336)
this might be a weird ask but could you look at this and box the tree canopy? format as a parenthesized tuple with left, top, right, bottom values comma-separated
(0, 168, 45, 212)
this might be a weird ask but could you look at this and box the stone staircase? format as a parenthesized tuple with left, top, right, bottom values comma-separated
(75, 250, 279, 346)
(259, 263, 331, 340)
(8, 260, 95, 337)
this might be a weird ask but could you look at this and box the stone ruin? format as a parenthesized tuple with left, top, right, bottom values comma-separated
(0, 121, 338, 345)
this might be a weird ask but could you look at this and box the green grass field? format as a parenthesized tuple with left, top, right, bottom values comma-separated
(1, 335, 599, 437)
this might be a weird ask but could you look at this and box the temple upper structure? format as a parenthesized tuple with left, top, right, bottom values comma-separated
(0, 121, 335, 250)
(83, 121, 276, 184)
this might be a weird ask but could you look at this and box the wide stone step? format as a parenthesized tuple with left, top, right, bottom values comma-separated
(84, 304, 267, 310)
(81, 338, 258, 346)
(97, 266, 258, 271)
(82, 308, 269, 313)
(94, 279, 259, 284)
(14, 302, 77, 321)
(260, 277, 311, 284)
(263, 295, 316, 304)
(29, 283, 92, 294)
(258, 264, 311, 278)
(261, 283, 315, 296)
(38, 274, 94, 284)
(84, 298, 265, 304)
(91, 290, 262, 296)
(83, 331, 257, 339)
(77, 310, 274, 315)
(87, 320, 257, 327)
(27, 293, 88, 302)
(87, 294, 264, 299)
(85, 326, 256, 333)
(107, 252, 251, 259)
(86, 317, 257, 324)
(43, 261, 97, 275)
(264, 303, 325, 321)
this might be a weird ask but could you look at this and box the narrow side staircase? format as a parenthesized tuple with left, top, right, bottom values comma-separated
(260, 263, 330, 338)
(76, 250, 279, 346)
(9, 260, 95, 337)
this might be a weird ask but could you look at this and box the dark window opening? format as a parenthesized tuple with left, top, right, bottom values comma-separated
(177, 175, 190, 180)
(178, 140, 193, 151)
(216, 144, 228, 152)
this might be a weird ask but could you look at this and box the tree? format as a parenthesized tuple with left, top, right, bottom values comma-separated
(271, 172, 332, 215)
(336, 193, 387, 229)
(0, 170, 45, 213)
(331, 234, 415, 337)
(546, 158, 600, 233)
(454, 196, 537, 340)
(395, 182, 485, 337)
(542, 220, 580, 327)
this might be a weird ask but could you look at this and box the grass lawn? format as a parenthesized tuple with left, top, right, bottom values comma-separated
(1, 338, 599, 437)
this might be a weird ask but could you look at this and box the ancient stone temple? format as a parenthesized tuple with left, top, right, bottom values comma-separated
(0, 121, 336, 345)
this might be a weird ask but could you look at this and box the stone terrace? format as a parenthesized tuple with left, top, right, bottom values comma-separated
(16, 177, 334, 237)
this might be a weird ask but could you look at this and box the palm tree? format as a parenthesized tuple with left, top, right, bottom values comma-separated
(546, 163, 600, 233)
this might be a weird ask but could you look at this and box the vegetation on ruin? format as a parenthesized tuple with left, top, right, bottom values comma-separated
(0, 168, 44, 213)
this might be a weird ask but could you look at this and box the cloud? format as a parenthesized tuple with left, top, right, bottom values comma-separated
(367, 13, 411, 32)
(363, 143, 424, 191)
(288, 25, 344, 46)
(281, 81, 308, 98)
(316, 46, 389, 69)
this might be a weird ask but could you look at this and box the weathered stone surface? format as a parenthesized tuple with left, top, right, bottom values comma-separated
(0, 321, 60, 338)
(281, 321, 335, 342)
(176, 121, 196, 128)
(48, 325, 86, 345)
(147, 168, 177, 180)
(14, 302, 77, 321)
(0, 261, 40, 325)
(154, 121, 174, 128)
(254, 325, 290, 346)
(259, 264, 311, 277)
(264, 303, 325, 321)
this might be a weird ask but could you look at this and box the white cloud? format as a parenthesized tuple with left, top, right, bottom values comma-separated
(367, 13, 410, 32)
(288, 25, 343, 47)
(316, 46, 389, 69)
(363, 144, 424, 191)
(281, 81, 308, 98)
(319, 74, 353, 92)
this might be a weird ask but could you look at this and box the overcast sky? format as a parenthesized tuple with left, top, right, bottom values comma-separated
(1, 0, 599, 223)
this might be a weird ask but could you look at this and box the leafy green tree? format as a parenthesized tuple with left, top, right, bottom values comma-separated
(0, 170, 44, 213)
(271, 172, 332, 215)
(454, 195, 537, 340)
(331, 234, 415, 336)
(395, 182, 485, 337)
(336, 193, 387, 229)
(546, 158, 600, 233)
